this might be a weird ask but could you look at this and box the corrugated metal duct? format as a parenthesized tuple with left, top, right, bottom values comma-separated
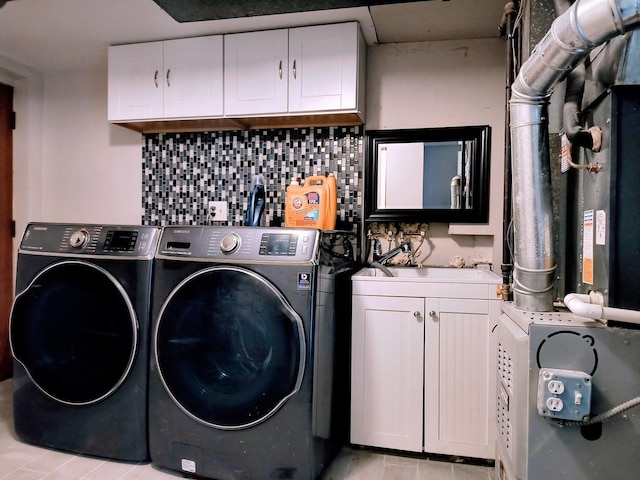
(510, 0, 640, 311)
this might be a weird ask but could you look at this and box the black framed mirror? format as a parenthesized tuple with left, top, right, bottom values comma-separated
(365, 125, 491, 223)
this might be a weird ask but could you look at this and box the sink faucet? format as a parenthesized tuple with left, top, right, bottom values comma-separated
(375, 240, 412, 266)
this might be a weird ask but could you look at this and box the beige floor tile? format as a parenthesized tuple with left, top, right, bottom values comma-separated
(452, 463, 491, 480)
(385, 453, 419, 468)
(383, 464, 417, 480)
(0, 469, 45, 480)
(81, 460, 137, 480)
(0, 379, 492, 480)
(120, 464, 180, 479)
(417, 458, 454, 480)
(346, 449, 386, 480)
(321, 447, 353, 480)
(23, 449, 76, 474)
(0, 446, 48, 472)
(39, 455, 105, 480)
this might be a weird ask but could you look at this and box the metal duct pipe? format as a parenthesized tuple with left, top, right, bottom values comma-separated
(510, 0, 640, 311)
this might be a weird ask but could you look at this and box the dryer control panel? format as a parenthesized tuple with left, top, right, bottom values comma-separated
(18, 223, 160, 258)
(157, 226, 320, 263)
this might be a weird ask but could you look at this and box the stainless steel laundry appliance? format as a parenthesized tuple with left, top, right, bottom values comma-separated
(10, 223, 160, 461)
(148, 226, 355, 480)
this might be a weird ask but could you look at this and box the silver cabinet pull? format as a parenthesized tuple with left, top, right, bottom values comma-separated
(279, 60, 282, 80)
(154, 70, 158, 88)
(429, 311, 437, 319)
(166, 69, 171, 87)
(293, 59, 297, 79)
(413, 311, 423, 322)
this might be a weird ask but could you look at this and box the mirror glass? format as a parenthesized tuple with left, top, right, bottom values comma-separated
(365, 126, 491, 223)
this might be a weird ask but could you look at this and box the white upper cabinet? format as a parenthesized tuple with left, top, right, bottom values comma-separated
(108, 22, 366, 132)
(224, 22, 365, 118)
(224, 29, 289, 116)
(288, 23, 362, 113)
(108, 36, 223, 122)
(108, 42, 164, 121)
(163, 37, 224, 118)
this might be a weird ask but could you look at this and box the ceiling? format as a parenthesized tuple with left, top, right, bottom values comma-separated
(0, 0, 508, 74)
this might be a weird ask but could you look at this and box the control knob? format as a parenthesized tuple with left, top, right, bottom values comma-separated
(69, 229, 90, 249)
(220, 233, 240, 253)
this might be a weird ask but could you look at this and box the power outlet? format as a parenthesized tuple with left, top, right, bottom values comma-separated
(208, 201, 228, 222)
(537, 368, 592, 422)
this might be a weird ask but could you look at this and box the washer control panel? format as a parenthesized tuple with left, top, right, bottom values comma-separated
(157, 226, 320, 262)
(18, 223, 160, 258)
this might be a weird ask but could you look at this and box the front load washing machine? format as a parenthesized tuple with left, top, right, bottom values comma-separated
(148, 226, 354, 480)
(10, 223, 160, 461)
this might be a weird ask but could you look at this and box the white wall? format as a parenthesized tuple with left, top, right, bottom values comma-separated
(366, 38, 506, 268)
(41, 67, 142, 225)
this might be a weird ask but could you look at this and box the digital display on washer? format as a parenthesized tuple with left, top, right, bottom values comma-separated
(260, 233, 297, 256)
(104, 230, 138, 251)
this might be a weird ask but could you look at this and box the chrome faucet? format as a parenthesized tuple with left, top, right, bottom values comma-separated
(374, 240, 412, 266)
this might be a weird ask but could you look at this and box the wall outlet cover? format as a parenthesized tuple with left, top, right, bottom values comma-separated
(208, 201, 228, 222)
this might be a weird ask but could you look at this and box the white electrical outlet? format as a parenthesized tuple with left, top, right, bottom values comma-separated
(208, 201, 228, 222)
(537, 368, 592, 421)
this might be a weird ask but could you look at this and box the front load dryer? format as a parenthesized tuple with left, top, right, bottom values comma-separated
(9, 223, 160, 461)
(148, 226, 352, 480)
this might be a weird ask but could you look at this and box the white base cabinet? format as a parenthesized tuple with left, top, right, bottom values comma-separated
(350, 271, 501, 459)
(351, 295, 425, 452)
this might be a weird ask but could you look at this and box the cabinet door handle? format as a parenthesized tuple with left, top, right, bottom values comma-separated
(429, 310, 437, 319)
(166, 69, 171, 87)
(413, 311, 422, 322)
(154, 70, 158, 88)
(293, 59, 297, 79)
(279, 60, 282, 80)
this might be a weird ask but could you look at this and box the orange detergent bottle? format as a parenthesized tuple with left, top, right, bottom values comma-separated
(325, 173, 338, 230)
(285, 175, 337, 229)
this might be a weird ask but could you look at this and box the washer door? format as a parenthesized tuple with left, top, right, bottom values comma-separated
(155, 266, 306, 430)
(10, 260, 138, 405)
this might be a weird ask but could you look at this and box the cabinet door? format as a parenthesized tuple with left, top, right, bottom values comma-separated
(351, 295, 424, 452)
(224, 29, 289, 115)
(424, 298, 499, 459)
(163, 36, 223, 118)
(288, 23, 360, 113)
(108, 42, 164, 121)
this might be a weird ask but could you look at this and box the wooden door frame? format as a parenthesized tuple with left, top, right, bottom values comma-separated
(0, 81, 13, 381)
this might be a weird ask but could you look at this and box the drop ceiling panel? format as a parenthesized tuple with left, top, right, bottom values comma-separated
(370, 0, 508, 43)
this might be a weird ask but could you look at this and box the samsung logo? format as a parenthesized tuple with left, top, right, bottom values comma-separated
(173, 229, 190, 234)
(33, 226, 48, 231)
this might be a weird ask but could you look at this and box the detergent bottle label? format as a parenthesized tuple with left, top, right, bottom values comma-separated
(286, 188, 324, 228)
(285, 175, 336, 229)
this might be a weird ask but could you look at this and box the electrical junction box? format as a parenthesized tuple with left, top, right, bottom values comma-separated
(537, 368, 592, 422)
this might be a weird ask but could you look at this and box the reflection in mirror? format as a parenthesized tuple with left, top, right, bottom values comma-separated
(366, 126, 490, 223)
(378, 141, 472, 210)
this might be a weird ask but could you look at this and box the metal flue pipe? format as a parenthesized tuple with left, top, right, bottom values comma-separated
(510, 0, 640, 311)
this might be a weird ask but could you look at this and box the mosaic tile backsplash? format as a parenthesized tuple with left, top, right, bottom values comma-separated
(141, 126, 364, 229)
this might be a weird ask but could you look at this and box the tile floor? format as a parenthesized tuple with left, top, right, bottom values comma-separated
(0, 379, 495, 480)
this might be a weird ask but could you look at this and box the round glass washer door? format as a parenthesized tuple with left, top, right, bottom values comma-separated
(10, 260, 138, 406)
(155, 266, 306, 430)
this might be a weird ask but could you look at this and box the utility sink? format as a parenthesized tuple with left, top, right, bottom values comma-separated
(355, 266, 500, 281)
(352, 266, 501, 299)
